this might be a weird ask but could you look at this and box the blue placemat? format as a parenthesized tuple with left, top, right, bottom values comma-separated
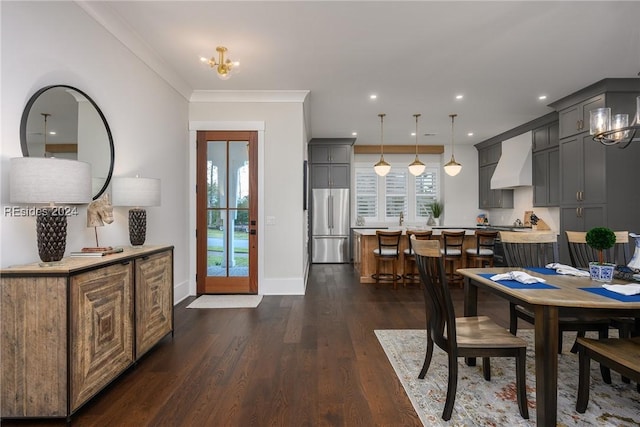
(579, 287, 640, 302)
(525, 267, 560, 276)
(478, 273, 559, 289)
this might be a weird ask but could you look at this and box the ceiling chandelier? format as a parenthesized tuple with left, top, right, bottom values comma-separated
(408, 113, 426, 176)
(590, 96, 640, 148)
(200, 46, 239, 80)
(374, 113, 391, 176)
(443, 113, 462, 176)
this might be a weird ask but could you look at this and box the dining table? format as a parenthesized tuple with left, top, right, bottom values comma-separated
(459, 266, 640, 427)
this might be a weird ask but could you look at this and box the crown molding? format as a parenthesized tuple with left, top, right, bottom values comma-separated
(190, 90, 310, 103)
(75, 1, 192, 101)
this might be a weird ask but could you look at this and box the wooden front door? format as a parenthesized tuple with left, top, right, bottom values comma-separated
(196, 131, 258, 294)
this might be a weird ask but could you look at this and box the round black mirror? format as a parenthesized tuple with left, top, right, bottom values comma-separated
(20, 85, 114, 200)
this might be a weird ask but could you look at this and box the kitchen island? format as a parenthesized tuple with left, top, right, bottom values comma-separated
(352, 228, 478, 284)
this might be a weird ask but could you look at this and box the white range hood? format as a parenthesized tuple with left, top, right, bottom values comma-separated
(490, 131, 532, 189)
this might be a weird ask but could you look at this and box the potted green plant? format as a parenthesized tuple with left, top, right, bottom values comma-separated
(585, 226, 616, 282)
(428, 201, 443, 226)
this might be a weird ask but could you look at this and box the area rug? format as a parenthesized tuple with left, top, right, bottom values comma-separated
(186, 294, 263, 309)
(375, 329, 640, 426)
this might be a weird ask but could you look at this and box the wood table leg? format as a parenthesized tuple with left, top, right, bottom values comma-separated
(463, 277, 477, 366)
(534, 305, 558, 427)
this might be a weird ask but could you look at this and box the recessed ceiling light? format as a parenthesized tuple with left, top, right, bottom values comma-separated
(455, 94, 464, 100)
(411, 132, 416, 136)
(467, 132, 474, 137)
(49, 131, 56, 135)
(538, 95, 547, 100)
(352, 132, 358, 136)
(369, 94, 377, 100)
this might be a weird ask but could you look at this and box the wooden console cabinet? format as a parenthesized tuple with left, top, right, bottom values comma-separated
(0, 245, 173, 420)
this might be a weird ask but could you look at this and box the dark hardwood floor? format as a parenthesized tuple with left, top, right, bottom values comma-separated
(3, 264, 514, 427)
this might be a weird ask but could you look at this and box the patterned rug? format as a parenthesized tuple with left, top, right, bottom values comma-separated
(375, 329, 640, 426)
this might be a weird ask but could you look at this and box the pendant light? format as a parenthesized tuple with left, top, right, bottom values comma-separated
(443, 113, 462, 176)
(374, 113, 391, 176)
(408, 113, 426, 176)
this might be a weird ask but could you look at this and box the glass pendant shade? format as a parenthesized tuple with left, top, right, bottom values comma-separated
(374, 156, 391, 176)
(409, 113, 425, 176)
(408, 156, 426, 176)
(444, 157, 463, 176)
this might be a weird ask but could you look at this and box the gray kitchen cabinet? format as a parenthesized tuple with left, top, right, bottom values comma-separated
(559, 132, 606, 206)
(532, 121, 559, 207)
(549, 78, 640, 261)
(310, 163, 349, 188)
(478, 143, 502, 167)
(477, 143, 513, 209)
(308, 139, 354, 190)
(310, 144, 351, 164)
(557, 94, 605, 139)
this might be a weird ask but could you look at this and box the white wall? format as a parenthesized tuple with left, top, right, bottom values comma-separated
(0, 2, 191, 302)
(189, 98, 308, 295)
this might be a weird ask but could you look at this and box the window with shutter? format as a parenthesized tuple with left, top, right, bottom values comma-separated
(385, 169, 407, 220)
(353, 163, 440, 223)
(416, 167, 438, 218)
(355, 169, 377, 220)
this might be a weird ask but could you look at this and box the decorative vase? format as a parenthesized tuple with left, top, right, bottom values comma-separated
(433, 217, 440, 226)
(627, 233, 640, 271)
(589, 262, 616, 282)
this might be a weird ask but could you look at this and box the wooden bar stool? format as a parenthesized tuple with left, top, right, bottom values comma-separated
(372, 230, 402, 289)
(440, 230, 465, 286)
(403, 230, 433, 286)
(465, 230, 498, 268)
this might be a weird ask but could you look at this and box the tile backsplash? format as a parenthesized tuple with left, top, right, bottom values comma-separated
(486, 187, 559, 231)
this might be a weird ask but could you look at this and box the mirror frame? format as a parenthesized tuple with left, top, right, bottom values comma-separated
(19, 85, 115, 200)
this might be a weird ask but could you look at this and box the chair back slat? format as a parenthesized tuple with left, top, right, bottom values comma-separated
(376, 230, 402, 256)
(412, 237, 457, 352)
(441, 230, 465, 255)
(473, 230, 498, 255)
(566, 230, 630, 268)
(500, 231, 558, 267)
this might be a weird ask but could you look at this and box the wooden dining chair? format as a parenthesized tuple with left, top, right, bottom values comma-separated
(412, 236, 529, 421)
(575, 336, 640, 413)
(371, 230, 402, 289)
(465, 230, 498, 268)
(566, 230, 636, 382)
(566, 230, 631, 269)
(440, 230, 465, 286)
(402, 230, 432, 286)
(501, 231, 611, 364)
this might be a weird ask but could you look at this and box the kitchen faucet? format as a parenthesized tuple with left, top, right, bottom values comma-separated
(399, 211, 404, 226)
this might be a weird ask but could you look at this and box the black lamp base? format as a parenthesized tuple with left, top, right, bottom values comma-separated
(37, 207, 67, 265)
(128, 208, 147, 246)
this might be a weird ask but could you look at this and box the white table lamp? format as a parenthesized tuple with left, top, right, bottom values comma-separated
(10, 157, 92, 265)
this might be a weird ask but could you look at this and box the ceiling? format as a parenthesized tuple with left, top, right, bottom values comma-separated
(86, 1, 640, 147)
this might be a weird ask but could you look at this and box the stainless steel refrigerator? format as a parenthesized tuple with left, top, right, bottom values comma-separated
(311, 188, 350, 263)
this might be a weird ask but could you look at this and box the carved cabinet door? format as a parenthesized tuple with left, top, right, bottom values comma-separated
(70, 262, 134, 411)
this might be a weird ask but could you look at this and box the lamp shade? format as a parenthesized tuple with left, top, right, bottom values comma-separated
(10, 157, 92, 204)
(111, 177, 161, 207)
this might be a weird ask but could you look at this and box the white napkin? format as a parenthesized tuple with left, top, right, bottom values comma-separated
(602, 284, 640, 296)
(545, 263, 591, 277)
(490, 271, 547, 284)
